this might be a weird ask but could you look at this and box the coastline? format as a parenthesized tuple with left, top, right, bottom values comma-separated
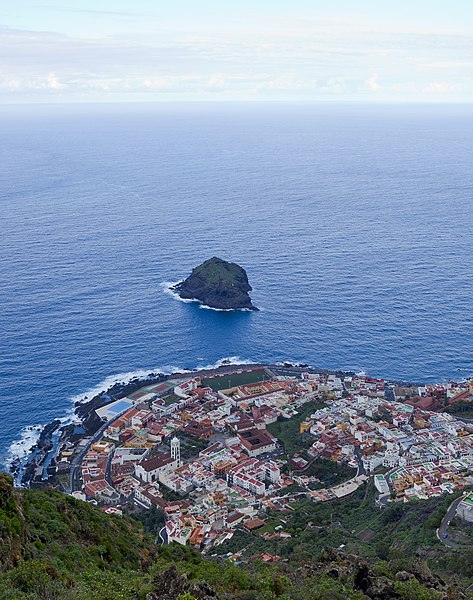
(5, 357, 437, 488)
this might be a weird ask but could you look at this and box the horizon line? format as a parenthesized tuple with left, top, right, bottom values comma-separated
(1, 99, 473, 108)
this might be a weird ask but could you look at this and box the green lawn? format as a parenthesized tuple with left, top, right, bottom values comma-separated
(267, 399, 327, 454)
(162, 392, 182, 405)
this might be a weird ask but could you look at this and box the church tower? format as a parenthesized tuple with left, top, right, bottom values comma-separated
(171, 436, 181, 468)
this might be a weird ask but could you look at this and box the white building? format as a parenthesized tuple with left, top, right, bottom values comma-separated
(134, 452, 178, 484)
(457, 493, 473, 522)
(374, 474, 390, 494)
(362, 454, 383, 473)
(233, 472, 266, 495)
(263, 461, 282, 484)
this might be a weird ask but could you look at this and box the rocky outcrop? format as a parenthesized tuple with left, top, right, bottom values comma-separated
(307, 547, 466, 600)
(147, 565, 218, 600)
(172, 257, 258, 311)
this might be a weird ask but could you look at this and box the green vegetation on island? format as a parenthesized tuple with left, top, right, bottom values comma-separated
(172, 257, 258, 310)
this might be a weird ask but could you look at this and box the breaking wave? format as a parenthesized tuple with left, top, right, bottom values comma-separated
(161, 281, 195, 303)
(4, 424, 43, 474)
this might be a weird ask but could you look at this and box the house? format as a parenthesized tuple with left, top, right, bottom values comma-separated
(243, 518, 265, 532)
(134, 484, 166, 510)
(184, 419, 213, 440)
(225, 511, 245, 528)
(84, 479, 121, 505)
(238, 428, 277, 457)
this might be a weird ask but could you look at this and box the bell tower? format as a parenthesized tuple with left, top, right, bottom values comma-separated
(171, 436, 181, 468)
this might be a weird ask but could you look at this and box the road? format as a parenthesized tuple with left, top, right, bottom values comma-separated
(68, 410, 128, 493)
(376, 493, 390, 507)
(354, 447, 366, 477)
(436, 495, 465, 548)
(157, 527, 168, 545)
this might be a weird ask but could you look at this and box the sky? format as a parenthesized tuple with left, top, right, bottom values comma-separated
(1, 0, 473, 103)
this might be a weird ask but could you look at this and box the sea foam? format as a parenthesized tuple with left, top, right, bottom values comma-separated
(4, 424, 43, 474)
(161, 281, 195, 304)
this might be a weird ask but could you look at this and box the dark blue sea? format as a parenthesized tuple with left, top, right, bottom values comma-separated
(1, 102, 473, 470)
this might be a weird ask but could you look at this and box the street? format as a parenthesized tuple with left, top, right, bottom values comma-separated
(436, 495, 467, 548)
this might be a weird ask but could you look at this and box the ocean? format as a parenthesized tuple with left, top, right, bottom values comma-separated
(1, 102, 473, 471)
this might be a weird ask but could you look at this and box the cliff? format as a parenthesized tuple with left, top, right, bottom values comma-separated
(172, 257, 258, 310)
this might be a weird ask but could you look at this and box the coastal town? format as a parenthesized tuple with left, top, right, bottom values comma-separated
(28, 365, 473, 553)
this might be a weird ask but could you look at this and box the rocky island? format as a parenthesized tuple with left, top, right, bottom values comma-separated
(171, 256, 258, 310)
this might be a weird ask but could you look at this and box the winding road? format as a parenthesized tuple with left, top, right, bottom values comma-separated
(436, 495, 467, 548)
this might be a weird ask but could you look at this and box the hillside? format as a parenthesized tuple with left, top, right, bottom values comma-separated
(0, 473, 467, 599)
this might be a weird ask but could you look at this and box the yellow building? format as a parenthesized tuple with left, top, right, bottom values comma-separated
(299, 419, 314, 433)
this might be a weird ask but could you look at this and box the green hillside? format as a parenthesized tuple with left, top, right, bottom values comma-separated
(0, 473, 466, 599)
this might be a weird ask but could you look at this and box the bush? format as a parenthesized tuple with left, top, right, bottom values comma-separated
(394, 579, 442, 600)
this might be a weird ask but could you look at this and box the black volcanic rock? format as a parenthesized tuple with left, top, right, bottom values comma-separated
(172, 257, 258, 310)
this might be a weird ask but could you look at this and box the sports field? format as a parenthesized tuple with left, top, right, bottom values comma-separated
(202, 368, 271, 392)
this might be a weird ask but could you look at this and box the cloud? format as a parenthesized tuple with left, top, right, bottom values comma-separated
(318, 77, 346, 93)
(423, 81, 464, 94)
(0, 22, 472, 102)
(70, 9, 137, 17)
(46, 72, 66, 90)
(0, 72, 67, 92)
(421, 61, 473, 70)
(366, 73, 380, 92)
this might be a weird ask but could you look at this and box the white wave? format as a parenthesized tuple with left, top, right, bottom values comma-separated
(161, 281, 196, 303)
(336, 365, 368, 375)
(194, 356, 254, 371)
(275, 360, 308, 367)
(71, 365, 191, 406)
(198, 304, 252, 312)
(4, 424, 43, 472)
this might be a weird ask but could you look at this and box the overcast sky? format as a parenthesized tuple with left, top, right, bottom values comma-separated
(2, 0, 473, 103)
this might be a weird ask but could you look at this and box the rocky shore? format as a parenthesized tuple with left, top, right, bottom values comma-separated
(15, 372, 170, 487)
